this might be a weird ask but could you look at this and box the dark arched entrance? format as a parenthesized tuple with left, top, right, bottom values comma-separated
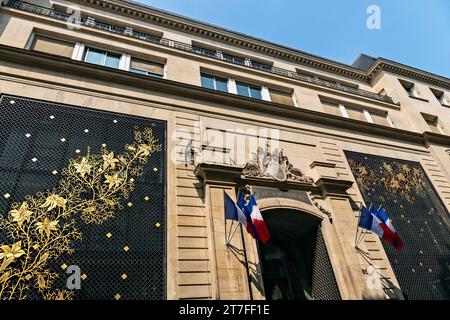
(259, 208, 341, 300)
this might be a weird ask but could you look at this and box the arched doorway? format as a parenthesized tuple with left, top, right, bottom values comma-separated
(259, 208, 340, 300)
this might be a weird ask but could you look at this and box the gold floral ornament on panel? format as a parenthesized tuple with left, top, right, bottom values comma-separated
(0, 127, 161, 300)
(348, 159, 427, 202)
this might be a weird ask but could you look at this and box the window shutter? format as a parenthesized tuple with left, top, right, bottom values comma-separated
(130, 58, 164, 76)
(32, 35, 74, 58)
(269, 89, 295, 106)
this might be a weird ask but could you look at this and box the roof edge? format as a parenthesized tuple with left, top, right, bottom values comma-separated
(15, 0, 450, 88)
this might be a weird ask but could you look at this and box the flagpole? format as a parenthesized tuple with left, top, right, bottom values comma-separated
(357, 202, 372, 247)
(355, 202, 362, 248)
(227, 222, 239, 245)
(239, 224, 254, 300)
(225, 215, 228, 245)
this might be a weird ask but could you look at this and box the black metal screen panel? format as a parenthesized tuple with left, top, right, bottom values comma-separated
(311, 226, 341, 300)
(0, 95, 166, 300)
(345, 151, 450, 300)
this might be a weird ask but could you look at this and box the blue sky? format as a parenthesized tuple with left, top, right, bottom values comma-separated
(134, 0, 450, 78)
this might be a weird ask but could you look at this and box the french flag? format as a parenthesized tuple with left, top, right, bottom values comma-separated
(224, 192, 247, 227)
(238, 192, 271, 244)
(223, 191, 271, 244)
(359, 204, 403, 251)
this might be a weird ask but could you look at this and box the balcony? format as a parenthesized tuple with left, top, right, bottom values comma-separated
(7, 0, 397, 105)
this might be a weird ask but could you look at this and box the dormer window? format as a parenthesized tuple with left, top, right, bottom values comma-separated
(421, 113, 444, 134)
(430, 88, 449, 106)
(222, 53, 246, 66)
(399, 79, 419, 97)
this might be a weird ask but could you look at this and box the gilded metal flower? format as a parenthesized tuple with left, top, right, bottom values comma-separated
(383, 162, 393, 173)
(82, 206, 96, 214)
(101, 197, 116, 206)
(401, 163, 411, 173)
(40, 195, 67, 212)
(413, 167, 421, 177)
(0, 127, 161, 299)
(9, 202, 33, 227)
(35, 218, 59, 238)
(0, 241, 25, 271)
(104, 174, 124, 189)
(0, 271, 10, 283)
(0, 241, 25, 260)
(37, 275, 47, 289)
(102, 152, 119, 170)
(73, 157, 93, 178)
(137, 144, 152, 158)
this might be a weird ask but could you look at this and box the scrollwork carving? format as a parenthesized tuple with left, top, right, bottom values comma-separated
(242, 147, 313, 183)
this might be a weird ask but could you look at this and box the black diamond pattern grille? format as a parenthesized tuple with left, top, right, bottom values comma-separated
(311, 226, 341, 300)
(345, 151, 450, 300)
(0, 95, 166, 300)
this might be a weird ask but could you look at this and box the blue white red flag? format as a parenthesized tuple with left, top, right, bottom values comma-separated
(237, 192, 271, 244)
(359, 204, 403, 251)
(224, 191, 271, 244)
(224, 191, 247, 227)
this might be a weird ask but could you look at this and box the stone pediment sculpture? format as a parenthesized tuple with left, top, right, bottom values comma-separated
(242, 147, 314, 183)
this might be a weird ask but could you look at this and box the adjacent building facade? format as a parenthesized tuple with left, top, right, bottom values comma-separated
(0, 0, 449, 300)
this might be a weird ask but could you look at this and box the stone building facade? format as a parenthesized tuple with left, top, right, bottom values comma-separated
(0, 0, 449, 300)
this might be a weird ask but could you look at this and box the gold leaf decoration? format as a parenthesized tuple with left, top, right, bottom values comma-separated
(348, 159, 426, 202)
(0, 127, 161, 300)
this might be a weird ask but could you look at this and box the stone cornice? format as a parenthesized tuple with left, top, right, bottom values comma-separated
(68, 0, 450, 89)
(369, 59, 450, 90)
(0, 45, 448, 149)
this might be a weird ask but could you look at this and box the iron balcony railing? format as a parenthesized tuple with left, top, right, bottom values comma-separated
(8, 0, 397, 105)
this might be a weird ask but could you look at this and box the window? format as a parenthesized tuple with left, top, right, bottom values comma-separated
(130, 58, 164, 78)
(236, 82, 262, 100)
(31, 35, 74, 58)
(251, 61, 273, 72)
(320, 99, 392, 127)
(399, 79, 419, 97)
(269, 89, 295, 106)
(84, 48, 121, 69)
(192, 46, 217, 58)
(422, 114, 443, 134)
(430, 88, 449, 106)
(222, 53, 246, 65)
(200, 74, 228, 92)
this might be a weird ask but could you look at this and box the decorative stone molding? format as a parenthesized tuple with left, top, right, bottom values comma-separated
(2, 44, 448, 149)
(313, 201, 333, 223)
(242, 147, 314, 183)
(67, 0, 450, 90)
